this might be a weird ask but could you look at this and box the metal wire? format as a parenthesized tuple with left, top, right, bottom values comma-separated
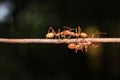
(0, 38, 120, 43)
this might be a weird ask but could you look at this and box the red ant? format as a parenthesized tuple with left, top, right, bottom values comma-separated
(46, 26, 88, 39)
(67, 41, 92, 53)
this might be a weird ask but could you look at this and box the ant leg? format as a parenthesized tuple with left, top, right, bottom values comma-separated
(63, 34, 66, 39)
(92, 31, 101, 47)
(91, 31, 98, 38)
(93, 31, 103, 38)
(50, 27, 57, 39)
(78, 42, 84, 52)
(75, 28, 78, 38)
(75, 49, 78, 53)
(58, 28, 60, 39)
(78, 26, 81, 34)
(61, 31, 66, 39)
(90, 32, 96, 46)
(84, 45, 88, 52)
(48, 27, 52, 33)
(68, 35, 71, 39)
(49, 27, 56, 34)
(91, 34, 95, 38)
(77, 26, 82, 37)
(98, 32, 107, 38)
(95, 31, 99, 38)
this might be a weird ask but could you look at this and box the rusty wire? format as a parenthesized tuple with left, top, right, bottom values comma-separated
(0, 38, 120, 44)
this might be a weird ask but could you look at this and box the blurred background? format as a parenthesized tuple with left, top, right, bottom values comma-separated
(0, 0, 120, 80)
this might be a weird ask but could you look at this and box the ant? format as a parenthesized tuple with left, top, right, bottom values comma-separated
(67, 41, 92, 53)
(46, 27, 60, 39)
(46, 26, 88, 39)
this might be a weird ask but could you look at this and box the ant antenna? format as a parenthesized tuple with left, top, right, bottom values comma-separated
(77, 26, 82, 34)
(63, 26, 74, 31)
(48, 27, 56, 34)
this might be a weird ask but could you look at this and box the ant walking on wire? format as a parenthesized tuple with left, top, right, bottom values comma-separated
(67, 40, 92, 53)
(46, 26, 88, 39)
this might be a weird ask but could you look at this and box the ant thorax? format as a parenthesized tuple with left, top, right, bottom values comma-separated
(61, 30, 69, 35)
(61, 30, 74, 35)
(73, 33, 80, 37)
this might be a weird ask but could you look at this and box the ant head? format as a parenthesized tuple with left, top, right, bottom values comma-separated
(68, 43, 76, 49)
(46, 33, 54, 38)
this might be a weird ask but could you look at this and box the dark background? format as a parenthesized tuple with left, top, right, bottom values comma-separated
(0, 0, 120, 80)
